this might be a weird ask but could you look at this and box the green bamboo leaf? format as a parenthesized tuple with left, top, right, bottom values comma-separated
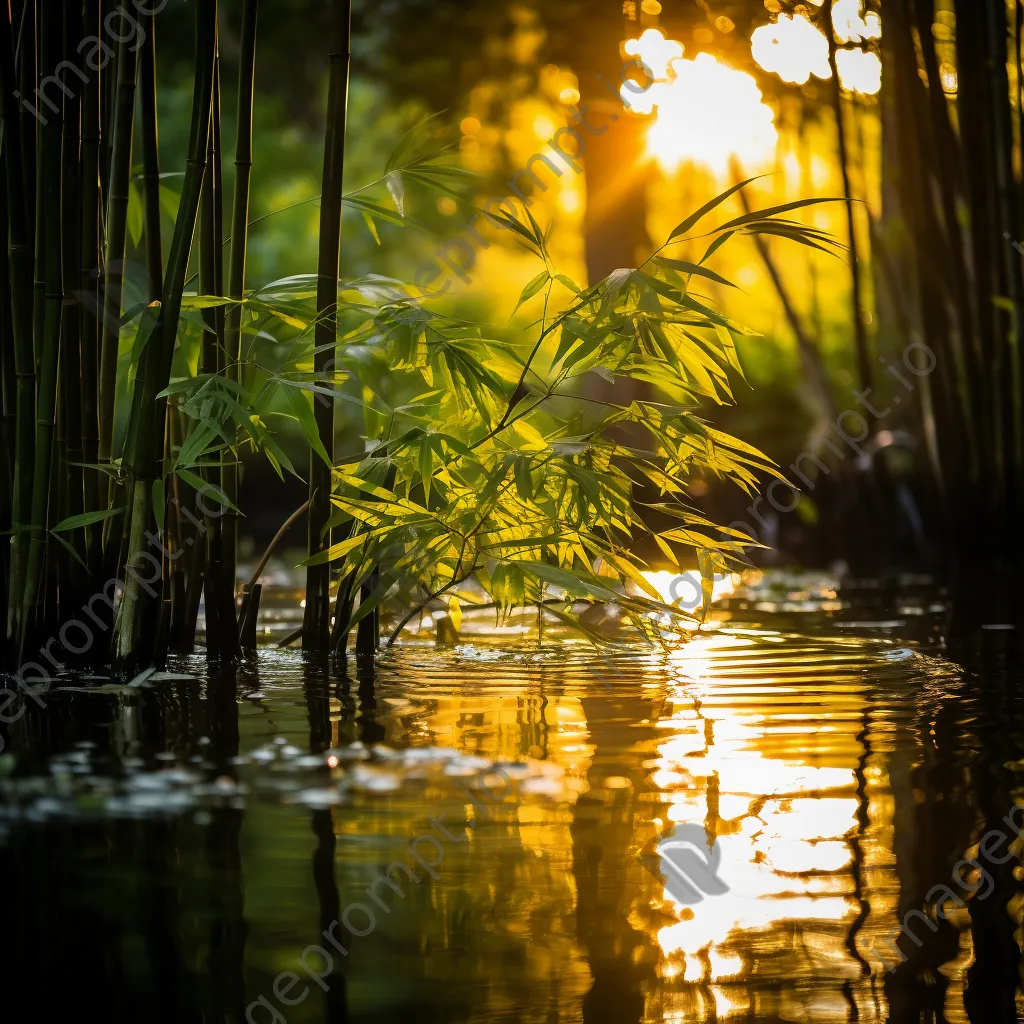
(51, 531, 90, 572)
(52, 507, 124, 533)
(655, 257, 737, 288)
(174, 469, 242, 513)
(513, 560, 622, 601)
(179, 294, 237, 311)
(362, 209, 381, 245)
(284, 388, 332, 467)
(700, 230, 736, 265)
(385, 111, 446, 172)
(514, 456, 533, 501)
(514, 271, 549, 313)
(419, 435, 434, 507)
(69, 461, 121, 478)
(717, 197, 847, 232)
(668, 177, 762, 240)
(386, 171, 405, 215)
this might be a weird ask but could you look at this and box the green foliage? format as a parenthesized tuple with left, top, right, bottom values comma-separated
(76, 115, 837, 653)
(282, 177, 839, 646)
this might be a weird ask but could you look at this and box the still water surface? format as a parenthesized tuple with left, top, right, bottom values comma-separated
(4, 578, 1023, 1023)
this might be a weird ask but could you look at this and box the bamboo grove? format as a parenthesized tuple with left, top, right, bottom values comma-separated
(0, 0, 256, 673)
(0, 0, 853, 679)
(878, 0, 1024, 593)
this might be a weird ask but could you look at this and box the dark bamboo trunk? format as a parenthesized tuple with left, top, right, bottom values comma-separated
(199, 40, 240, 664)
(20, 1, 63, 652)
(59, 0, 86, 611)
(97, 27, 138, 471)
(0, 0, 36, 651)
(303, 0, 351, 654)
(224, 0, 259, 610)
(115, 1, 218, 670)
(80, 0, 103, 580)
(140, 7, 162, 303)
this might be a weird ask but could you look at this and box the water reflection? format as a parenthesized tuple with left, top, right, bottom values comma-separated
(3, 594, 1024, 1023)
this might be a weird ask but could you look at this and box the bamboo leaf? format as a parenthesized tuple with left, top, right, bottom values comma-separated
(174, 469, 242, 513)
(655, 257, 737, 288)
(717, 197, 847, 232)
(668, 177, 762, 239)
(362, 209, 381, 245)
(52, 507, 124, 533)
(386, 171, 405, 215)
(514, 271, 549, 313)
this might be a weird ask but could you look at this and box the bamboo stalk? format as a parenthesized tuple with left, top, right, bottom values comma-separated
(97, 24, 138, 473)
(139, 4, 162, 303)
(825, 8, 873, 397)
(80, 0, 102, 576)
(303, 0, 351, 654)
(0, 171, 13, 632)
(0, 0, 37, 650)
(16, 0, 35, 273)
(224, 0, 259, 606)
(199, 38, 240, 663)
(984, 0, 1024, 530)
(19, 0, 63, 652)
(114, 0, 218, 670)
(59, 0, 85, 607)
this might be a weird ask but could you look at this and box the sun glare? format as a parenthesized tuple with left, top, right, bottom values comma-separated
(645, 53, 779, 173)
(835, 46, 881, 95)
(751, 13, 831, 85)
(751, 5, 882, 95)
(624, 26, 684, 79)
(621, 29, 778, 173)
(831, 0, 881, 44)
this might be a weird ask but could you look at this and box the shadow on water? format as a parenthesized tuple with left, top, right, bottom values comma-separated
(4, 578, 1024, 1023)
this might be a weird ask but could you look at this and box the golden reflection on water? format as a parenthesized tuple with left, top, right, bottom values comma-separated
(322, 624, 977, 1022)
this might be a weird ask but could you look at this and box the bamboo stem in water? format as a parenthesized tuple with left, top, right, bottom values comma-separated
(303, 0, 351, 654)
(80, 0, 102, 578)
(114, 1, 218, 670)
(224, 0, 259, 606)
(199, 37, 240, 663)
(20, 2, 63, 652)
(0, 1, 37, 650)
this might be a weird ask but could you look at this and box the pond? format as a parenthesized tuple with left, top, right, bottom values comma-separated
(3, 573, 1023, 1023)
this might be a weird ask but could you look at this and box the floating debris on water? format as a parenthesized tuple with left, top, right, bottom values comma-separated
(0, 738, 580, 833)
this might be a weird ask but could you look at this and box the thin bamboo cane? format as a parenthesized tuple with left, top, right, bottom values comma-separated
(16, 0, 34, 274)
(224, 0, 259, 607)
(99, 0, 115, 199)
(139, 5, 162, 303)
(80, 0, 102, 577)
(825, 13, 873, 398)
(19, 1, 63, 652)
(199, 39, 240, 663)
(114, 1, 217, 670)
(0, 176, 13, 631)
(0, 1, 36, 649)
(303, 0, 351, 654)
(97, 27, 138, 473)
(983, 0, 1022, 555)
(59, 0, 85, 608)
(31, 113, 42, 362)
